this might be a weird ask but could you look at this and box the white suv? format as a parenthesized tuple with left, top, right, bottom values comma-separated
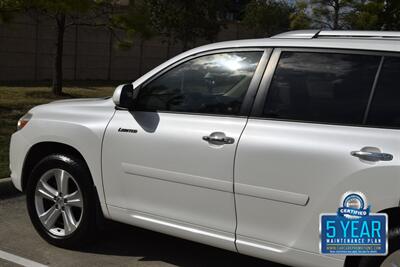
(9, 30, 400, 267)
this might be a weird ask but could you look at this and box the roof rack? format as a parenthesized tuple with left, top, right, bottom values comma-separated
(318, 30, 400, 38)
(271, 30, 320, 39)
(271, 30, 400, 39)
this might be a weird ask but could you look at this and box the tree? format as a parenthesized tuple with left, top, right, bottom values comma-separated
(112, 1, 155, 76)
(112, 0, 154, 48)
(242, 0, 293, 37)
(344, 0, 382, 30)
(309, 0, 354, 30)
(346, 0, 400, 30)
(0, 0, 17, 23)
(0, 0, 142, 95)
(290, 0, 312, 30)
(382, 0, 400, 30)
(146, 0, 228, 51)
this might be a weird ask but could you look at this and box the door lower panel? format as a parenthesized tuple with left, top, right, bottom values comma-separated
(108, 205, 237, 252)
(236, 234, 343, 267)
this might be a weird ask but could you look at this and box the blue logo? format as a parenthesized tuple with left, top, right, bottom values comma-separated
(320, 192, 387, 255)
(338, 192, 370, 219)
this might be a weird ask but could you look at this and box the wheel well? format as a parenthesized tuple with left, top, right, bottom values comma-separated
(378, 206, 400, 229)
(21, 142, 88, 192)
(344, 206, 400, 267)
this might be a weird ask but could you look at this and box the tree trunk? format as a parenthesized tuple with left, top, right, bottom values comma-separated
(52, 14, 66, 96)
(138, 39, 145, 76)
(333, 0, 340, 30)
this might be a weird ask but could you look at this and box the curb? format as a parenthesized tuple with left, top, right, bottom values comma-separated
(0, 177, 11, 184)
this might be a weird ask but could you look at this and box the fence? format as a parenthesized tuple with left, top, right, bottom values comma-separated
(0, 15, 256, 82)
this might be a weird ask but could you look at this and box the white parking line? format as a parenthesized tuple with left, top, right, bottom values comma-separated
(0, 249, 48, 267)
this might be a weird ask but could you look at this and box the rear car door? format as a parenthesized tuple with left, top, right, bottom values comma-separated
(102, 49, 267, 249)
(234, 49, 400, 265)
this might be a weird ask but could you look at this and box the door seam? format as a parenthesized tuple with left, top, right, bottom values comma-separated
(232, 117, 250, 252)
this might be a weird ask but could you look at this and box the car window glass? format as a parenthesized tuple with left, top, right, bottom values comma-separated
(262, 51, 380, 124)
(367, 57, 400, 128)
(136, 52, 263, 115)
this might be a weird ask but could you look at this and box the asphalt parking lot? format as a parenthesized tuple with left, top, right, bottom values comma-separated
(0, 179, 287, 267)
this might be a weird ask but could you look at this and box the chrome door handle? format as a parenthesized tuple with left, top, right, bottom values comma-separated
(203, 136, 235, 144)
(351, 151, 393, 162)
(203, 132, 235, 145)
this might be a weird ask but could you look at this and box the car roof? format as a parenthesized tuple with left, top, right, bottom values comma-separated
(195, 31, 400, 54)
(132, 30, 400, 88)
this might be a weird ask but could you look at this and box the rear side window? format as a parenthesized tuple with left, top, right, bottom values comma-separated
(367, 57, 400, 128)
(263, 52, 381, 125)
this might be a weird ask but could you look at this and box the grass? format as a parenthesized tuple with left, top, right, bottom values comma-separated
(0, 85, 115, 178)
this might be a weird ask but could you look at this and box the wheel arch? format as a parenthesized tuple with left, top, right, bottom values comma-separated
(344, 206, 400, 267)
(21, 141, 107, 225)
(21, 142, 90, 192)
(378, 206, 400, 229)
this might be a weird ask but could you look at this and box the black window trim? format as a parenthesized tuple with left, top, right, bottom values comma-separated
(251, 47, 400, 130)
(131, 48, 271, 118)
(362, 56, 385, 124)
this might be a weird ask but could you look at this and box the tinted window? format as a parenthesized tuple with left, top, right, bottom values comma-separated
(136, 52, 263, 115)
(263, 52, 380, 124)
(367, 57, 400, 128)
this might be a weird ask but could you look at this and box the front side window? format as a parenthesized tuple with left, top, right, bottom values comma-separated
(136, 52, 263, 116)
(367, 57, 400, 128)
(263, 51, 381, 125)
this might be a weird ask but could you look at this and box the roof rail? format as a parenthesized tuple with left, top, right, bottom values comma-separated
(271, 30, 320, 39)
(271, 30, 400, 39)
(318, 30, 400, 39)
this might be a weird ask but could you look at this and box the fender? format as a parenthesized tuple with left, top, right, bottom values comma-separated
(12, 98, 116, 218)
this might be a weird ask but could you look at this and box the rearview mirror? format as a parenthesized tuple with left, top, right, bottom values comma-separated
(112, 84, 137, 109)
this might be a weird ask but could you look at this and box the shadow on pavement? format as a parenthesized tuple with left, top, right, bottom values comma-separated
(79, 220, 287, 267)
(0, 177, 287, 266)
(0, 179, 22, 200)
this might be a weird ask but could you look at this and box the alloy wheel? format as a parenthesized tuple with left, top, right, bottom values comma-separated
(381, 250, 400, 267)
(34, 168, 83, 237)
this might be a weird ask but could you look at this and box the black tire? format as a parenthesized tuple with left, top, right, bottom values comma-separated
(26, 154, 97, 248)
(345, 210, 400, 267)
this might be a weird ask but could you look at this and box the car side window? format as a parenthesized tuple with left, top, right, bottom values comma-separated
(262, 51, 381, 125)
(367, 57, 400, 128)
(135, 52, 263, 116)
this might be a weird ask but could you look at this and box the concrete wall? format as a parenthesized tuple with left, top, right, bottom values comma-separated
(0, 15, 256, 82)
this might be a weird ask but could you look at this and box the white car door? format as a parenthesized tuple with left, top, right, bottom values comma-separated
(102, 49, 267, 250)
(234, 49, 400, 266)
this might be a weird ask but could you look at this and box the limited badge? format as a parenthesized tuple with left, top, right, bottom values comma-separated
(320, 191, 387, 255)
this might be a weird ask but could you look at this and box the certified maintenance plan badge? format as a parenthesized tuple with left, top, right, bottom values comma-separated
(320, 192, 388, 255)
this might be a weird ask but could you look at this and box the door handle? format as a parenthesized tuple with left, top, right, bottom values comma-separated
(351, 150, 393, 162)
(203, 132, 235, 145)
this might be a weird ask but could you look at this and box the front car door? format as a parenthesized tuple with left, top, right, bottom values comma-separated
(234, 49, 400, 267)
(102, 49, 267, 250)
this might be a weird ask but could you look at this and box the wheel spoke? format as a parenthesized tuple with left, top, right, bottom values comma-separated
(64, 190, 83, 208)
(39, 205, 61, 229)
(54, 169, 69, 195)
(384, 259, 400, 267)
(390, 257, 400, 267)
(36, 180, 57, 201)
(62, 207, 77, 235)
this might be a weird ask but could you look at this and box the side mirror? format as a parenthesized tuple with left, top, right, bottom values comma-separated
(112, 84, 137, 109)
